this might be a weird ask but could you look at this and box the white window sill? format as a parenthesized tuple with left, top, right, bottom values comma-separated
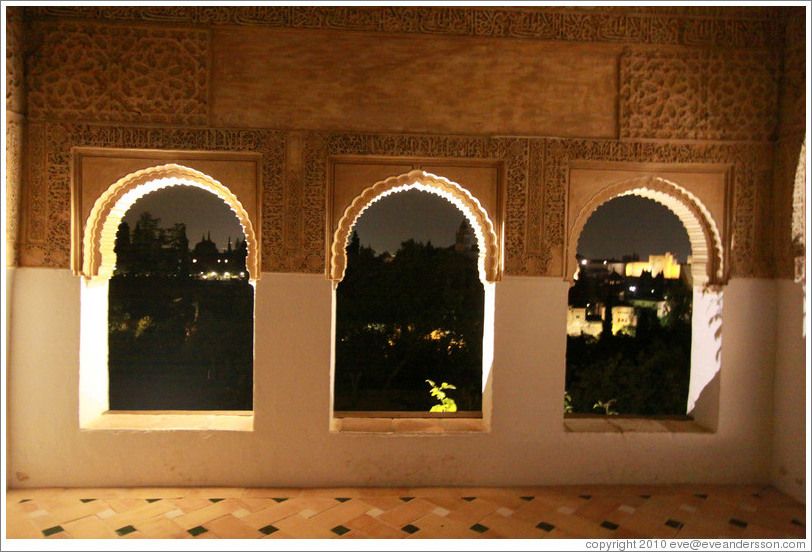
(331, 415, 488, 434)
(563, 415, 710, 434)
(81, 411, 254, 431)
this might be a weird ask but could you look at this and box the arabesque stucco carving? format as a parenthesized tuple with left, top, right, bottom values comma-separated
(82, 164, 259, 280)
(330, 170, 500, 284)
(567, 175, 725, 288)
(26, 6, 782, 49)
(27, 21, 209, 125)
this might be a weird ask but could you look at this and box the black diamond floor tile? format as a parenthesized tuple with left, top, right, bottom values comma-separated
(665, 519, 684, 529)
(208, 498, 224, 503)
(331, 525, 350, 536)
(402, 524, 420, 534)
(601, 521, 619, 530)
(272, 497, 288, 503)
(729, 518, 748, 528)
(536, 521, 555, 532)
(470, 523, 488, 534)
(79, 498, 96, 503)
(259, 524, 279, 535)
(462, 497, 476, 502)
(334, 497, 351, 503)
(400, 497, 415, 502)
(187, 525, 208, 537)
(42, 526, 64, 537)
(115, 525, 136, 536)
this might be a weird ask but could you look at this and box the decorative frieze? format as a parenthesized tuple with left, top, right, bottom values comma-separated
(5, 117, 23, 267)
(19, 123, 774, 279)
(25, 6, 782, 49)
(620, 49, 779, 141)
(26, 21, 209, 126)
(544, 139, 773, 279)
(20, 124, 288, 272)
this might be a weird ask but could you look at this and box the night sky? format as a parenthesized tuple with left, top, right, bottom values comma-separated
(122, 186, 691, 263)
(577, 195, 691, 262)
(352, 189, 467, 255)
(122, 186, 244, 251)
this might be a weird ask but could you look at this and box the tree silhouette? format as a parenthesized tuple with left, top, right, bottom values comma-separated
(335, 238, 484, 412)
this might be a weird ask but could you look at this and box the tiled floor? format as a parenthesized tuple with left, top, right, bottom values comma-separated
(4, 485, 807, 540)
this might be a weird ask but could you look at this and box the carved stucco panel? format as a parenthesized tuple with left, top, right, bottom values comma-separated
(311, 133, 536, 276)
(27, 21, 209, 126)
(6, 118, 23, 267)
(777, 11, 806, 138)
(26, 6, 781, 49)
(620, 49, 779, 141)
(19, 124, 774, 280)
(6, 8, 26, 115)
(18, 124, 288, 272)
(546, 139, 772, 280)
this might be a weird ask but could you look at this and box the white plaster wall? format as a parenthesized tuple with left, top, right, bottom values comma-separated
(6, 270, 781, 488)
(770, 280, 807, 504)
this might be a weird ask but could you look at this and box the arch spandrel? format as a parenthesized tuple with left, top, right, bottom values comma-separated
(566, 175, 725, 288)
(330, 169, 501, 284)
(82, 164, 260, 281)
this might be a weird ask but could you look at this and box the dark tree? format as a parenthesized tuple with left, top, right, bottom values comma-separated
(335, 238, 484, 412)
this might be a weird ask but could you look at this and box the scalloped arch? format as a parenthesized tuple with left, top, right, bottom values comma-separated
(82, 164, 259, 280)
(566, 175, 725, 288)
(330, 170, 500, 283)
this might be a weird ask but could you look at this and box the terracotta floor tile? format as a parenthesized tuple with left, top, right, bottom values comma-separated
(5, 485, 805, 540)
(169, 496, 216, 513)
(356, 495, 405, 512)
(101, 499, 177, 530)
(133, 516, 190, 539)
(444, 497, 502, 525)
(272, 513, 338, 539)
(170, 499, 241, 530)
(344, 513, 407, 539)
(477, 511, 546, 538)
(242, 488, 302, 498)
(377, 498, 439, 527)
(205, 514, 263, 539)
(233, 497, 277, 513)
(240, 499, 305, 528)
(4, 511, 45, 539)
(308, 498, 373, 529)
(406, 512, 478, 538)
(62, 515, 119, 539)
(105, 497, 147, 513)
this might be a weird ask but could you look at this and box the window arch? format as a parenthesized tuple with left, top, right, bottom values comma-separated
(329, 170, 498, 429)
(82, 163, 259, 281)
(566, 175, 724, 289)
(79, 163, 258, 427)
(565, 174, 725, 427)
(330, 170, 500, 285)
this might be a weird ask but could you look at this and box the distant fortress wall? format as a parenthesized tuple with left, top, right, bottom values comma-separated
(625, 252, 681, 279)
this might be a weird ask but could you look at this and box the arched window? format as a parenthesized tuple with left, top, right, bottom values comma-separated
(108, 186, 253, 411)
(565, 176, 724, 428)
(329, 170, 499, 429)
(78, 164, 258, 427)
